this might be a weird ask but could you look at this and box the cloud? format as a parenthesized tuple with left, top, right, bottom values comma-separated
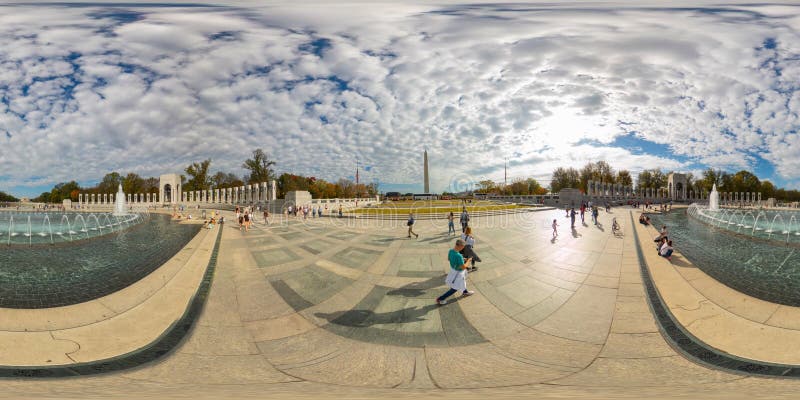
(0, 2, 799, 196)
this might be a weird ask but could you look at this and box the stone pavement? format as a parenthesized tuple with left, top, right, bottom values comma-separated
(2, 208, 800, 399)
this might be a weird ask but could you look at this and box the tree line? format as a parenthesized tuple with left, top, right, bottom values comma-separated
(30, 149, 377, 203)
(0, 191, 18, 202)
(469, 177, 548, 196)
(549, 161, 800, 202)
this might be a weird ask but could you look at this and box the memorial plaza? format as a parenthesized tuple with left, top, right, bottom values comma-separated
(2, 193, 800, 399)
(2, 2, 800, 398)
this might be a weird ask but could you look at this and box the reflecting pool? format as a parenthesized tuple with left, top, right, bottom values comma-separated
(0, 214, 201, 308)
(649, 210, 800, 306)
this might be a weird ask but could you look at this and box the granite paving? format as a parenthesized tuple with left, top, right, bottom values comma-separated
(3, 208, 800, 399)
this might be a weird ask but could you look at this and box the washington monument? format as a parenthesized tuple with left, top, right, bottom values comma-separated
(423, 150, 430, 193)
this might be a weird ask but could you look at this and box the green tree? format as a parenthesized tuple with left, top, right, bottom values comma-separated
(636, 168, 666, 190)
(184, 159, 212, 191)
(616, 170, 633, 187)
(730, 170, 760, 192)
(760, 180, 776, 199)
(0, 191, 18, 202)
(550, 167, 580, 193)
(242, 149, 277, 184)
(122, 173, 145, 195)
(97, 172, 122, 194)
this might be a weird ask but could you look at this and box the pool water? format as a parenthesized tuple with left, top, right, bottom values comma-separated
(649, 210, 800, 306)
(0, 214, 201, 308)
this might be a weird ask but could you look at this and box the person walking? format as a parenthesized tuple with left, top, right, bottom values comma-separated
(570, 208, 577, 228)
(460, 226, 481, 271)
(263, 209, 269, 224)
(552, 219, 559, 238)
(407, 213, 419, 238)
(243, 212, 250, 232)
(460, 207, 470, 233)
(580, 204, 586, 223)
(436, 239, 474, 305)
(447, 212, 456, 235)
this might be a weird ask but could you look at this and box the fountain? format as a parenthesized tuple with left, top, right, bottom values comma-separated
(709, 183, 719, 211)
(113, 184, 129, 216)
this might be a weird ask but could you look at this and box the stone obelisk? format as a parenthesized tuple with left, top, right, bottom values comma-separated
(423, 150, 430, 193)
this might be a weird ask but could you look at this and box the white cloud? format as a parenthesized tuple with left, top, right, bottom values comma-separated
(1, 1, 799, 195)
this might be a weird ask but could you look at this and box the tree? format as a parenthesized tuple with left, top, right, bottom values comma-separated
(616, 170, 633, 187)
(476, 180, 497, 194)
(760, 180, 776, 199)
(731, 170, 760, 193)
(698, 168, 727, 192)
(184, 159, 212, 191)
(212, 172, 243, 188)
(579, 161, 616, 192)
(97, 172, 122, 194)
(508, 178, 529, 195)
(336, 178, 355, 198)
(636, 168, 666, 190)
(123, 173, 145, 195)
(550, 167, 580, 193)
(242, 149, 277, 184)
(0, 191, 18, 202)
(365, 182, 379, 197)
(143, 177, 160, 194)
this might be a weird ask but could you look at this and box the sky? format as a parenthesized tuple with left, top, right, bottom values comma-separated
(1, 1, 799, 197)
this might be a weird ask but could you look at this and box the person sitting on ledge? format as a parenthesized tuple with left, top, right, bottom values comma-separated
(659, 239, 674, 261)
(653, 225, 667, 242)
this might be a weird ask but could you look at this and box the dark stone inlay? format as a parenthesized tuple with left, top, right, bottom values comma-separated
(0, 214, 201, 309)
(0, 225, 223, 377)
(315, 285, 485, 348)
(270, 280, 314, 311)
(365, 236, 402, 247)
(278, 231, 304, 241)
(252, 248, 300, 268)
(330, 247, 381, 271)
(327, 231, 361, 241)
(299, 240, 336, 255)
(269, 264, 354, 306)
(631, 213, 800, 378)
(397, 270, 444, 278)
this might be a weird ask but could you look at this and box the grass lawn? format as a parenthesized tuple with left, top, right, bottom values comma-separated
(352, 203, 534, 215)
